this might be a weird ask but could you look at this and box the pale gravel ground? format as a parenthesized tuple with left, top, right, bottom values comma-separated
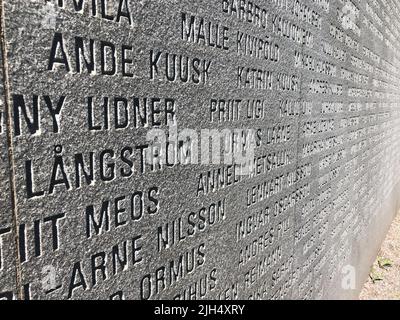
(359, 213, 400, 300)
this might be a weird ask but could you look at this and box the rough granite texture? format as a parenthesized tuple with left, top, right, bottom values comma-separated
(0, 35, 18, 300)
(1, 0, 400, 300)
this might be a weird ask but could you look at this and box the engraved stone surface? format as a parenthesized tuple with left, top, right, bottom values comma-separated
(1, 0, 400, 300)
(0, 43, 18, 300)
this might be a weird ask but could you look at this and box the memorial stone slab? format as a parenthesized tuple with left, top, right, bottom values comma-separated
(0, 0, 400, 300)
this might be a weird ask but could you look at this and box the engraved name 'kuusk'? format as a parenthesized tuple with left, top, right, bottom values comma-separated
(55, 0, 134, 25)
(150, 50, 212, 85)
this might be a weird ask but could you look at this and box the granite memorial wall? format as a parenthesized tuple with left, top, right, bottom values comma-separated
(1, 0, 400, 300)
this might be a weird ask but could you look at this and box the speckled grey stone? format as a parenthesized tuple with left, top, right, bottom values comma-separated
(0, 42, 18, 300)
(1, 0, 400, 300)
